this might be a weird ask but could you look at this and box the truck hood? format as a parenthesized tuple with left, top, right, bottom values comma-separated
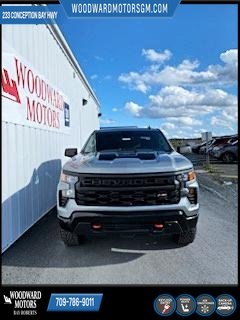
(63, 151, 193, 174)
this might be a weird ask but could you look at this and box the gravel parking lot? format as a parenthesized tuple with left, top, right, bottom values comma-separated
(2, 172, 238, 285)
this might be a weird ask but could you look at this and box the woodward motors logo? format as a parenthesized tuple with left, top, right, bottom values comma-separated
(4, 291, 41, 316)
(2, 68, 21, 103)
(4, 295, 12, 304)
(2, 40, 70, 132)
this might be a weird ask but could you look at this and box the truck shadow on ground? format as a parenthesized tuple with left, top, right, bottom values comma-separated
(2, 209, 182, 268)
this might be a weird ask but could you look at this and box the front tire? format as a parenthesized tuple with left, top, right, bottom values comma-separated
(60, 228, 85, 246)
(173, 228, 196, 246)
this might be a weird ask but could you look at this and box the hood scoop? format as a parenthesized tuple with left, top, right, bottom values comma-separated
(98, 152, 156, 161)
(137, 152, 156, 160)
(98, 152, 118, 161)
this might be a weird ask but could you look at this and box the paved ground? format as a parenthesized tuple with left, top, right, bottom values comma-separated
(209, 164, 238, 183)
(2, 172, 238, 285)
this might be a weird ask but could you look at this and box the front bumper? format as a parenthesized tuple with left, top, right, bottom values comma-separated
(58, 209, 199, 236)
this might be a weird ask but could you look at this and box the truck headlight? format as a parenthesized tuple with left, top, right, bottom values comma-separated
(59, 173, 78, 204)
(61, 189, 75, 198)
(176, 170, 196, 183)
(60, 173, 78, 184)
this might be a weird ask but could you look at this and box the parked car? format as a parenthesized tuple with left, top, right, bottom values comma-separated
(200, 137, 231, 155)
(199, 140, 214, 154)
(209, 137, 237, 156)
(192, 142, 206, 154)
(179, 145, 192, 154)
(57, 127, 199, 247)
(212, 140, 238, 163)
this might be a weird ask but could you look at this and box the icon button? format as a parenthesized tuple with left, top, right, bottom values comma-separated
(154, 294, 176, 316)
(176, 294, 196, 316)
(216, 294, 236, 317)
(196, 294, 216, 316)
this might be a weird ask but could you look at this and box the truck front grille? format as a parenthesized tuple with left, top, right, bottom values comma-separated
(75, 174, 180, 206)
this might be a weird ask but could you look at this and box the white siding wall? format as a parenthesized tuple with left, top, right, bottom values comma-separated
(2, 24, 100, 251)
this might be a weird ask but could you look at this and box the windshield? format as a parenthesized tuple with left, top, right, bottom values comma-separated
(93, 130, 172, 153)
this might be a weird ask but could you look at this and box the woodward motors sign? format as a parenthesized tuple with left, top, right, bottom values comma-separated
(4, 291, 42, 316)
(2, 40, 70, 132)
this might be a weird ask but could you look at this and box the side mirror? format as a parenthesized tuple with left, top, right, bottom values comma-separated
(65, 148, 78, 157)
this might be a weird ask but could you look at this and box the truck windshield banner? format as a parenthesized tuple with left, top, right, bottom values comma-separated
(2, 40, 70, 133)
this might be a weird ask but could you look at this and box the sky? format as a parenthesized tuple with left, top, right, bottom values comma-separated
(58, 4, 238, 139)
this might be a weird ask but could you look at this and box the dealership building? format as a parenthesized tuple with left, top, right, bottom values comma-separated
(2, 23, 100, 251)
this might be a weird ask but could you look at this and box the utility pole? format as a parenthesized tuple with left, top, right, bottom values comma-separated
(206, 133, 210, 166)
(202, 131, 212, 166)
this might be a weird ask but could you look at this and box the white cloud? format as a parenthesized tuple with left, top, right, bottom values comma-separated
(173, 117, 202, 126)
(220, 49, 237, 66)
(142, 49, 172, 63)
(161, 127, 207, 139)
(104, 75, 112, 80)
(94, 55, 104, 61)
(211, 116, 233, 130)
(160, 120, 202, 139)
(119, 49, 238, 92)
(125, 86, 236, 119)
(120, 48, 237, 137)
(124, 86, 237, 138)
(178, 59, 200, 70)
(91, 74, 112, 83)
(199, 128, 208, 133)
(112, 107, 118, 112)
(222, 108, 238, 122)
(161, 122, 175, 130)
(125, 101, 143, 117)
(119, 72, 150, 93)
(100, 118, 116, 125)
(91, 74, 98, 80)
(135, 83, 149, 93)
(210, 108, 237, 130)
